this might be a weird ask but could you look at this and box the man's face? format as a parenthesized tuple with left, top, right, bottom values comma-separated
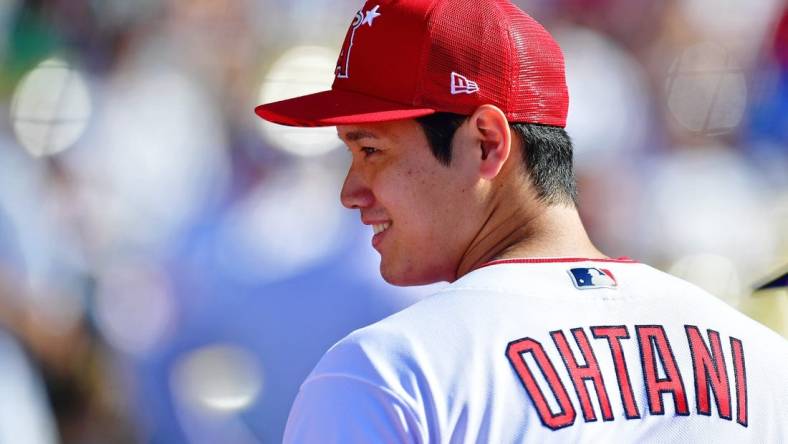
(338, 118, 482, 286)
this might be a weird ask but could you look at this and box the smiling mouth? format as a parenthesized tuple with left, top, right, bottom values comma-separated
(372, 222, 391, 235)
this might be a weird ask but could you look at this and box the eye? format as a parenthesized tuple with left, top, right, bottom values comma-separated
(360, 146, 379, 157)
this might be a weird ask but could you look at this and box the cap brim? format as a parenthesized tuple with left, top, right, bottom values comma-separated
(255, 89, 436, 127)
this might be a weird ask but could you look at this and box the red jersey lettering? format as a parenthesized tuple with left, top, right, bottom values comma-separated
(552, 328, 614, 422)
(506, 337, 576, 430)
(591, 325, 641, 419)
(636, 325, 690, 416)
(731, 337, 748, 427)
(685, 326, 732, 419)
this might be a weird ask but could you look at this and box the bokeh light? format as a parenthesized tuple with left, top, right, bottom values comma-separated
(171, 344, 263, 413)
(256, 45, 341, 157)
(93, 263, 175, 355)
(10, 57, 92, 157)
(665, 43, 747, 135)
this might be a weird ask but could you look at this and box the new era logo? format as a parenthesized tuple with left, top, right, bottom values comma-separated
(451, 72, 479, 95)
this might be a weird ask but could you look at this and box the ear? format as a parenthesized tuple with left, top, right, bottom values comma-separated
(469, 104, 512, 179)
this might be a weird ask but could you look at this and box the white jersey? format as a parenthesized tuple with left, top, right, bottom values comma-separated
(283, 258, 788, 443)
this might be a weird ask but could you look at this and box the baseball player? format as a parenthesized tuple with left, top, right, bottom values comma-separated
(255, 0, 788, 442)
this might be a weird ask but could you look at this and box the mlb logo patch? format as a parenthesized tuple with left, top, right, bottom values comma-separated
(568, 267, 617, 290)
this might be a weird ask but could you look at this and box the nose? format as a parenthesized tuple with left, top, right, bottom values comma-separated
(340, 167, 374, 210)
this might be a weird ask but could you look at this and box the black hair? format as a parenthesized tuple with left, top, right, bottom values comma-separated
(415, 112, 578, 206)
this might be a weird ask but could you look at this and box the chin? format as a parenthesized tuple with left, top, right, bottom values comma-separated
(379, 258, 450, 287)
(380, 271, 423, 287)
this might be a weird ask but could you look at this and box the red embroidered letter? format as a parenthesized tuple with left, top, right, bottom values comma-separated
(636, 325, 689, 416)
(591, 326, 640, 419)
(730, 337, 748, 427)
(506, 338, 576, 430)
(685, 326, 731, 419)
(552, 328, 614, 422)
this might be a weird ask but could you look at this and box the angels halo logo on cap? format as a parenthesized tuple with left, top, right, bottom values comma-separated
(336, 4, 382, 79)
(254, 0, 568, 129)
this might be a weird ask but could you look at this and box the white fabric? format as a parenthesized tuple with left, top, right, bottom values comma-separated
(0, 331, 59, 444)
(283, 260, 788, 443)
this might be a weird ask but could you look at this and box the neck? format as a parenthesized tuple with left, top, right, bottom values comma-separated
(455, 201, 606, 280)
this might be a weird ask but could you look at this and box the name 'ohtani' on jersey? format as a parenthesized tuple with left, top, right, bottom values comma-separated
(505, 324, 747, 430)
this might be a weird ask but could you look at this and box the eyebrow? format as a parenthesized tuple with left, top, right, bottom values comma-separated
(339, 130, 380, 142)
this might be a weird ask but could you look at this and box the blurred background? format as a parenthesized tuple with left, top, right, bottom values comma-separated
(0, 0, 786, 442)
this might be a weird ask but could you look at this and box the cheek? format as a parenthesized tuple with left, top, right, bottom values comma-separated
(393, 163, 440, 204)
(378, 165, 464, 234)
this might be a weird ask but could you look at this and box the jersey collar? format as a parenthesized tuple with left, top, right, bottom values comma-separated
(478, 257, 637, 269)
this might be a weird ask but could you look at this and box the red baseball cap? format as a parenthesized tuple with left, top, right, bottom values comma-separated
(255, 0, 568, 128)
